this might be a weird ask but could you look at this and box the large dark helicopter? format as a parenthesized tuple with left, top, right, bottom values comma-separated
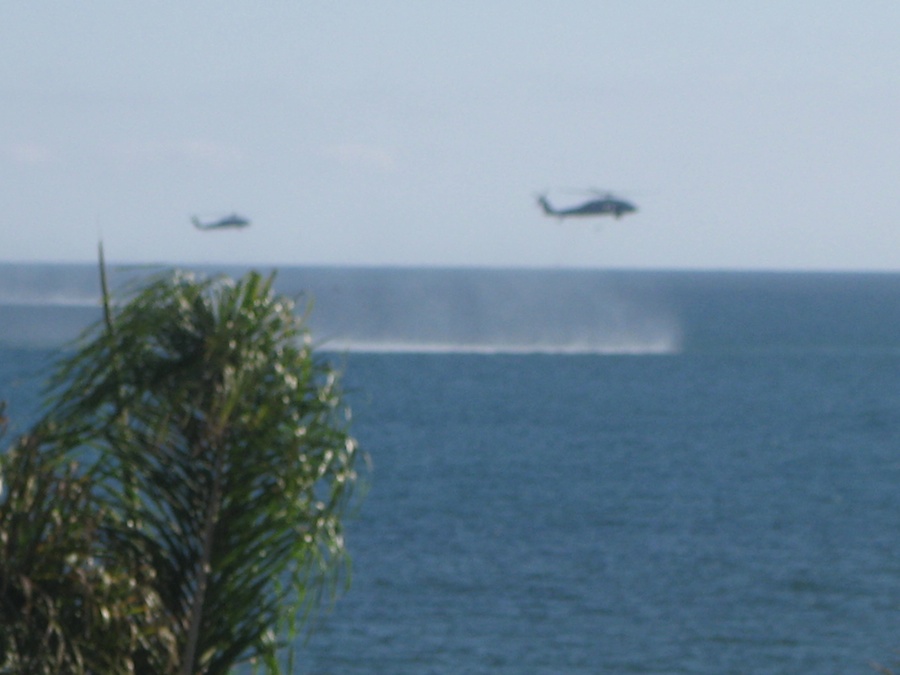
(191, 213, 250, 230)
(537, 190, 637, 219)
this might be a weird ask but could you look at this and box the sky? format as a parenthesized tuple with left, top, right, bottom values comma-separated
(3, 2, 900, 271)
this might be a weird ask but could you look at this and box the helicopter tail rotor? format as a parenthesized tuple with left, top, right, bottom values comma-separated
(535, 194, 558, 216)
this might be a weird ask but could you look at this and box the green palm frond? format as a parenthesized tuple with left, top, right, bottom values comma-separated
(1, 268, 362, 674)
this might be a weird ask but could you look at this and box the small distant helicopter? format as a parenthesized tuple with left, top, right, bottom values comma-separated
(537, 190, 637, 219)
(191, 213, 250, 230)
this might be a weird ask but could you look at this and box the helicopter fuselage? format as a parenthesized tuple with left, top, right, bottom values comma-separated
(538, 195, 636, 219)
(192, 214, 250, 230)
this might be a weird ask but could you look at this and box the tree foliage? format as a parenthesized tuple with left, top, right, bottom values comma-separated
(0, 269, 361, 674)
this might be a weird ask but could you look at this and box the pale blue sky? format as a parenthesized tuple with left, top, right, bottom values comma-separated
(3, 2, 900, 270)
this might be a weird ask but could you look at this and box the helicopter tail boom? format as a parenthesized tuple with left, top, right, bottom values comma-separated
(537, 195, 559, 217)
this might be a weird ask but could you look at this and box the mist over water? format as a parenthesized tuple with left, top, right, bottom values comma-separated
(0, 265, 683, 354)
(6, 264, 900, 356)
(296, 268, 681, 354)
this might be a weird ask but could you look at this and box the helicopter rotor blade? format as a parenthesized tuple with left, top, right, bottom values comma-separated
(559, 187, 614, 198)
(587, 188, 615, 198)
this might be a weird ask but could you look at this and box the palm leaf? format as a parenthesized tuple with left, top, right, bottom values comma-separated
(2, 268, 361, 674)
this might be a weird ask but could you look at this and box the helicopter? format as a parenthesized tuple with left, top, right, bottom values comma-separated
(191, 213, 250, 230)
(537, 190, 637, 219)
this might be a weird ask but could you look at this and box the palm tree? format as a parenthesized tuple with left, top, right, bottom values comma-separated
(0, 267, 361, 673)
(0, 418, 176, 674)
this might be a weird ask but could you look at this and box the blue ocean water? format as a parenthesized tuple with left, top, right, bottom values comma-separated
(2, 264, 900, 673)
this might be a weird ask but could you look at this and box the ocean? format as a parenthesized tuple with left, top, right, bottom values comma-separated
(2, 263, 900, 673)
